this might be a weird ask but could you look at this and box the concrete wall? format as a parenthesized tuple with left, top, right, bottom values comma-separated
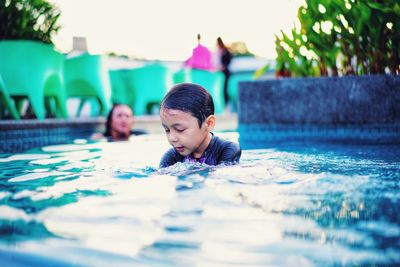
(238, 74, 400, 146)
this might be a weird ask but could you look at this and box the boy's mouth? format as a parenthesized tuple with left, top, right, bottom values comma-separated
(175, 146, 185, 153)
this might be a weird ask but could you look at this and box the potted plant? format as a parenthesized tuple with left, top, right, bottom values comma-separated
(270, 0, 399, 77)
(0, 0, 67, 120)
(240, 0, 400, 146)
(0, 0, 61, 44)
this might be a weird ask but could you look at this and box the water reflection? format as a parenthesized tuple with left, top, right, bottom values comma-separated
(0, 136, 399, 266)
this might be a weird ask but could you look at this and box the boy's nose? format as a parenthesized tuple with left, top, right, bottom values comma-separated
(168, 132, 178, 143)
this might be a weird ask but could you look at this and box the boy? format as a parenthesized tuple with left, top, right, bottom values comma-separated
(159, 83, 241, 168)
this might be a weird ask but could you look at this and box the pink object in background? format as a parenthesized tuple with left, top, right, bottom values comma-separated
(185, 44, 214, 71)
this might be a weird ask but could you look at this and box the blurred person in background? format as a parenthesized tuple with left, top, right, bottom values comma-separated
(185, 34, 214, 71)
(215, 37, 232, 111)
(91, 104, 146, 141)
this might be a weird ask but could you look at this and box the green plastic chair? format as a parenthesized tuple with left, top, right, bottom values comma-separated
(187, 69, 225, 115)
(227, 72, 255, 112)
(109, 69, 135, 108)
(172, 68, 189, 84)
(126, 63, 171, 115)
(64, 54, 112, 117)
(0, 40, 68, 119)
(0, 75, 19, 119)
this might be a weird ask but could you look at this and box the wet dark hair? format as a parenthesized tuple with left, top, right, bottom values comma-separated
(161, 83, 214, 127)
(217, 37, 228, 52)
(104, 104, 131, 136)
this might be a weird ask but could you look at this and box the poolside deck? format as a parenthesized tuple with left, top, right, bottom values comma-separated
(0, 113, 238, 153)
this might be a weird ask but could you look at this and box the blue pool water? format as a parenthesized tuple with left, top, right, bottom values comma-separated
(0, 132, 399, 266)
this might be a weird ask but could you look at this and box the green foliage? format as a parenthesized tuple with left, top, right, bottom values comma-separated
(273, 0, 400, 77)
(254, 64, 270, 79)
(0, 0, 61, 44)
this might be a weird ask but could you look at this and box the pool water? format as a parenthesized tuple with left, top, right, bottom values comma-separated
(0, 132, 399, 267)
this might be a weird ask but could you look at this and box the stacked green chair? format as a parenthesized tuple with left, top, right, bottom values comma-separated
(0, 40, 68, 119)
(109, 69, 134, 108)
(64, 54, 112, 117)
(172, 68, 189, 84)
(126, 63, 171, 115)
(0, 75, 19, 119)
(227, 72, 255, 112)
(187, 69, 225, 115)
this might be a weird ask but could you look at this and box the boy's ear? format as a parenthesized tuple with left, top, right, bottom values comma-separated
(205, 115, 216, 130)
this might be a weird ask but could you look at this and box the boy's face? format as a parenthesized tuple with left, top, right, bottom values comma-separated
(160, 108, 215, 158)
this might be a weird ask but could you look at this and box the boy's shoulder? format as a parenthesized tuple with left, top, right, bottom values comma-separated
(209, 134, 241, 163)
(211, 134, 240, 149)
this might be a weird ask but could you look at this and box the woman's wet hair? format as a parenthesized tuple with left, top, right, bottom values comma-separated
(161, 83, 214, 127)
(104, 104, 129, 136)
(217, 37, 225, 49)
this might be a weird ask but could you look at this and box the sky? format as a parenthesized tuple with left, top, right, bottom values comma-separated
(49, 0, 304, 61)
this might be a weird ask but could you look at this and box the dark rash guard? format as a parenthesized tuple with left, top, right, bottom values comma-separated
(159, 134, 241, 168)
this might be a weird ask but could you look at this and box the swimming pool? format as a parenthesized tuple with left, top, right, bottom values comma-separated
(0, 132, 399, 266)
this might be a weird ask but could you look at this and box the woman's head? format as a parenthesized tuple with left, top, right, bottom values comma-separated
(105, 104, 134, 140)
(217, 37, 226, 50)
(160, 83, 214, 127)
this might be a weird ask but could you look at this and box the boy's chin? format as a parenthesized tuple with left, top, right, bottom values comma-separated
(176, 150, 190, 156)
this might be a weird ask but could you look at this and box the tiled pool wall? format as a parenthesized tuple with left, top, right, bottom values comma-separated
(0, 114, 236, 153)
(0, 118, 104, 153)
(238, 74, 400, 147)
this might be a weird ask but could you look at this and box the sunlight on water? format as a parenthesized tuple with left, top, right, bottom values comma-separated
(35, 175, 177, 257)
(9, 171, 72, 183)
(0, 206, 32, 221)
(0, 154, 51, 162)
(0, 133, 399, 266)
